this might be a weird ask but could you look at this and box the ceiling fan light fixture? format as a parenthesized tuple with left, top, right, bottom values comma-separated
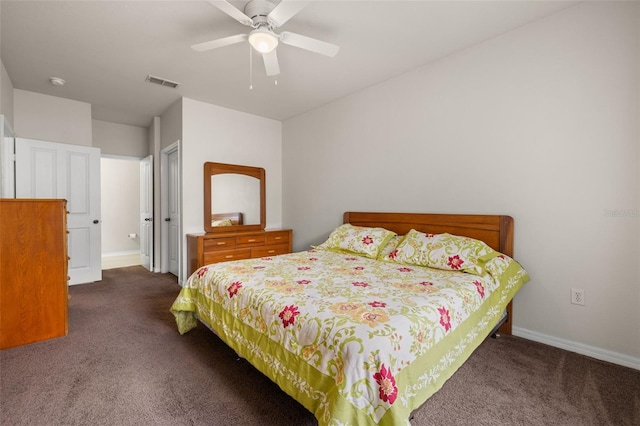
(248, 27, 278, 53)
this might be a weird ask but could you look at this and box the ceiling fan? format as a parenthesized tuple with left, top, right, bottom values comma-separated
(192, 0, 340, 77)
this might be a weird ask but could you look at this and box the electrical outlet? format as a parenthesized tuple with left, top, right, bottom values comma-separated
(571, 288, 585, 306)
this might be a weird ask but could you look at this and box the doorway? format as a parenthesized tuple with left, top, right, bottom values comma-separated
(100, 156, 141, 269)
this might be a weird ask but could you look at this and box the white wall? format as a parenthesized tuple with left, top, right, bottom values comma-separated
(1, 61, 14, 127)
(93, 119, 148, 158)
(181, 97, 282, 281)
(149, 116, 161, 272)
(160, 99, 182, 151)
(13, 89, 92, 146)
(283, 2, 640, 365)
(100, 157, 140, 254)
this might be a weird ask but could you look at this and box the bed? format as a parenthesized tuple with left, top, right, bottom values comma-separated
(171, 212, 529, 425)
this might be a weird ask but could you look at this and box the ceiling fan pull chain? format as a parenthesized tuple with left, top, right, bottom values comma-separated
(249, 44, 253, 90)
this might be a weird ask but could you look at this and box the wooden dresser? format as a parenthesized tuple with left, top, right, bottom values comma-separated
(186, 229, 292, 276)
(0, 199, 69, 349)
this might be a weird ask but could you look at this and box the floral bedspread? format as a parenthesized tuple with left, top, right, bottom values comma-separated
(171, 249, 529, 426)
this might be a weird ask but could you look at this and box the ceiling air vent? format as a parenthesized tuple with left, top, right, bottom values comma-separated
(145, 74, 180, 89)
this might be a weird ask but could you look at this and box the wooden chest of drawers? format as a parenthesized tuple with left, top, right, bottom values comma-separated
(0, 199, 69, 349)
(186, 229, 292, 277)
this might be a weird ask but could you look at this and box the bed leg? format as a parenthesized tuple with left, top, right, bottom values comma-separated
(490, 309, 509, 339)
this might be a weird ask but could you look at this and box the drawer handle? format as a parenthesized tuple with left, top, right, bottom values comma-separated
(268, 250, 275, 254)
(274, 237, 282, 240)
(225, 255, 233, 259)
(216, 242, 227, 245)
(247, 239, 256, 242)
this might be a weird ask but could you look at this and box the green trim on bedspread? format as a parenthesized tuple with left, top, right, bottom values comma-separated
(171, 251, 528, 426)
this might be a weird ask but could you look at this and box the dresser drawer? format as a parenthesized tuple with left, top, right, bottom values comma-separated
(237, 234, 265, 245)
(252, 244, 290, 258)
(204, 249, 251, 264)
(266, 231, 290, 245)
(186, 229, 293, 277)
(204, 237, 236, 251)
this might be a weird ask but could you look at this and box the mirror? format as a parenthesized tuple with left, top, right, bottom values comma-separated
(204, 162, 266, 233)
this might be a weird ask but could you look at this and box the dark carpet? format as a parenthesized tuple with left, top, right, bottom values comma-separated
(1, 266, 638, 426)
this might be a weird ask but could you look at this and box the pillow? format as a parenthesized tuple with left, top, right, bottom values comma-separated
(392, 230, 495, 275)
(315, 224, 396, 259)
(377, 235, 405, 261)
(211, 218, 233, 227)
(424, 233, 495, 275)
(389, 229, 436, 266)
(482, 252, 513, 279)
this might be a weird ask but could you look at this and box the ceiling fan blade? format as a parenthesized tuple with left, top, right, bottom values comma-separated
(207, 0, 253, 26)
(267, 0, 308, 28)
(279, 31, 339, 57)
(191, 34, 248, 52)
(263, 49, 280, 76)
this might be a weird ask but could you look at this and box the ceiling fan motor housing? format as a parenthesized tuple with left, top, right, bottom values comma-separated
(244, 0, 276, 27)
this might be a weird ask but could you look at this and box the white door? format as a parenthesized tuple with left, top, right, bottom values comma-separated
(1, 136, 15, 198)
(1, 116, 15, 198)
(167, 148, 180, 276)
(140, 155, 153, 271)
(15, 138, 102, 285)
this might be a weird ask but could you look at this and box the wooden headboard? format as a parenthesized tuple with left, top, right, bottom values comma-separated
(343, 211, 515, 334)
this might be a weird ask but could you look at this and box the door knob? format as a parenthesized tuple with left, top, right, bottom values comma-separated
(93, 220, 99, 224)
(165, 218, 171, 222)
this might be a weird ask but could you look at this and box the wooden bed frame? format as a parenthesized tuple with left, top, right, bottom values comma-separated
(343, 212, 515, 335)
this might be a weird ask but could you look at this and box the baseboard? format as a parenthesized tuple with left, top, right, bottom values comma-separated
(102, 250, 141, 270)
(102, 250, 140, 257)
(513, 326, 640, 371)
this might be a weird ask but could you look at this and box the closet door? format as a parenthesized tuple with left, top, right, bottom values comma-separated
(15, 138, 102, 285)
(166, 147, 180, 276)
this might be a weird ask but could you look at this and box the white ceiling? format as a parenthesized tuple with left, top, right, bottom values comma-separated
(1, 1, 578, 128)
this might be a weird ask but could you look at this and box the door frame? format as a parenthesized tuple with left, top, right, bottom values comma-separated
(139, 155, 153, 271)
(160, 140, 181, 279)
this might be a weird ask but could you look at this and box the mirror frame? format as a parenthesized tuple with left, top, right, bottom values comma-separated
(203, 162, 266, 233)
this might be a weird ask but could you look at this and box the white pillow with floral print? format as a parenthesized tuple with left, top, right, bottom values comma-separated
(482, 252, 513, 279)
(315, 224, 396, 259)
(389, 229, 436, 266)
(391, 230, 495, 275)
(423, 233, 495, 275)
(377, 235, 405, 261)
